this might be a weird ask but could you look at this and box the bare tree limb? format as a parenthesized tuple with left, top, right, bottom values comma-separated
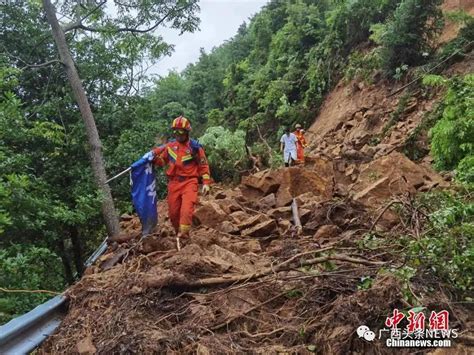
(22, 59, 62, 69)
(1, 44, 61, 69)
(64, 2, 196, 34)
(63, 0, 107, 32)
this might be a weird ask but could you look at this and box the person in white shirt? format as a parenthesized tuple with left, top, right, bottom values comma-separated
(280, 127, 298, 167)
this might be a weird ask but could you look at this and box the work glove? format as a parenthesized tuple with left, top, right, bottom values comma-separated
(142, 151, 154, 161)
(201, 184, 210, 196)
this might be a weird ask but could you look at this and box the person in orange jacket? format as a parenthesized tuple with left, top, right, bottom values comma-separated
(142, 116, 211, 240)
(293, 123, 307, 164)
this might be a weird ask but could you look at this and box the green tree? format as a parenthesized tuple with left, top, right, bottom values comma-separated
(375, 0, 443, 74)
(199, 126, 246, 182)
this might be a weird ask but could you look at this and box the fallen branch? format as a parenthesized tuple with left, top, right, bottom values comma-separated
(145, 253, 386, 289)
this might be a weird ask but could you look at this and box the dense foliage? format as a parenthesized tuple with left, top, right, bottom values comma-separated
(424, 74, 474, 184)
(405, 190, 474, 293)
(371, 0, 444, 74)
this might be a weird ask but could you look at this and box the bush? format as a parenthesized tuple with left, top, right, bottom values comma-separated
(403, 191, 474, 293)
(343, 49, 382, 83)
(375, 0, 443, 74)
(0, 245, 64, 324)
(457, 155, 474, 187)
(429, 74, 473, 171)
(199, 126, 247, 182)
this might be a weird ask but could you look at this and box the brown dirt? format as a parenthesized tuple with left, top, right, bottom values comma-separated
(39, 161, 472, 354)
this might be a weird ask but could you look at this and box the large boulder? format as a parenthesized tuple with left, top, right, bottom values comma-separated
(352, 151, 448, 207)
(193, 202, 228, 228)
(237, 214, 271, 231)
(242, 220, 277, 237)
(241, 170, 280, 196)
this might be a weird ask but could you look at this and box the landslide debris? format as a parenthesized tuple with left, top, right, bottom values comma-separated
(40, 156, 471, 354)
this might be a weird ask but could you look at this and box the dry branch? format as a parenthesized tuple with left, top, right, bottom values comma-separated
(145, 253, 386, 289)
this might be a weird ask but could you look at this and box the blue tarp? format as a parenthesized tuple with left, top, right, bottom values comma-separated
(131, 157, 158, 235)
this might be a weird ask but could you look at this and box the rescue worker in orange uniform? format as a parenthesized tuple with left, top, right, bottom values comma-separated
(293, 123, 307, 164)
(143, 116, 211, 240)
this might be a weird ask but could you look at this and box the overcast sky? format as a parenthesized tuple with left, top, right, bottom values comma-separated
(149, 0, 268, 77)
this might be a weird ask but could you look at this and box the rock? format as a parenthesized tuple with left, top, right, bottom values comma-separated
(229, 211, 250, 224)
(295, 192, 316, 207)
(353, 176, 390, 203)
(314, 225, 341, 240)
(207, 245, 254, 273)
(217, 221, 239, 234)
(239, 185, 263, 200)
(215, 199, 242, 214)
(299, 208, 312, 224)
(363, 110, 375, 119)
(278, 219, 292, 234)
(77, 336, 96, 355)
(242, 220, 277, 237)
(345, 165, 357, 177)
(373, 144, 396, 158)
(335, 160, 346, 173)
(241, 172, 280, 195)
(194, 202, 228, 228)
(276, 187, 293, 207)
(231, 239, 262, 254)
(289, 167, 334, 201)
(214, 191, 227, 199)
(360, 145, 376, 158)
(353, 151, 448, 207)
(354, 111, 364, 122)
(259, 193, 276, 208)
(120, 213, 133, 221)
(237, 214, 270, 231)
(342, 149, 365, 161)
(268, 206, 292, 220)
(197, 344, 211, 355)
(331, 145, 342, 156)
(335, 183, 349, 197)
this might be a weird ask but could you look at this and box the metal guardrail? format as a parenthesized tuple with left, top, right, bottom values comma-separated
(0, 295, 67, 354)
(0, 238, 108, 354)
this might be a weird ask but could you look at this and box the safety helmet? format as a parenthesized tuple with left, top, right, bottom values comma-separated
(295, 123, 302, 129)
(171, 116, 192, 131)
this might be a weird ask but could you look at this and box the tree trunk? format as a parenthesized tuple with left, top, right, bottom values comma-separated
(69, 226, 84, 276)
(56, 237, 74, 285)
(42, 0, 120, 237)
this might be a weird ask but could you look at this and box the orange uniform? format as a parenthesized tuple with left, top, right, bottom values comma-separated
(152, 139, 211, 235)
(293, 130, 307, 164)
